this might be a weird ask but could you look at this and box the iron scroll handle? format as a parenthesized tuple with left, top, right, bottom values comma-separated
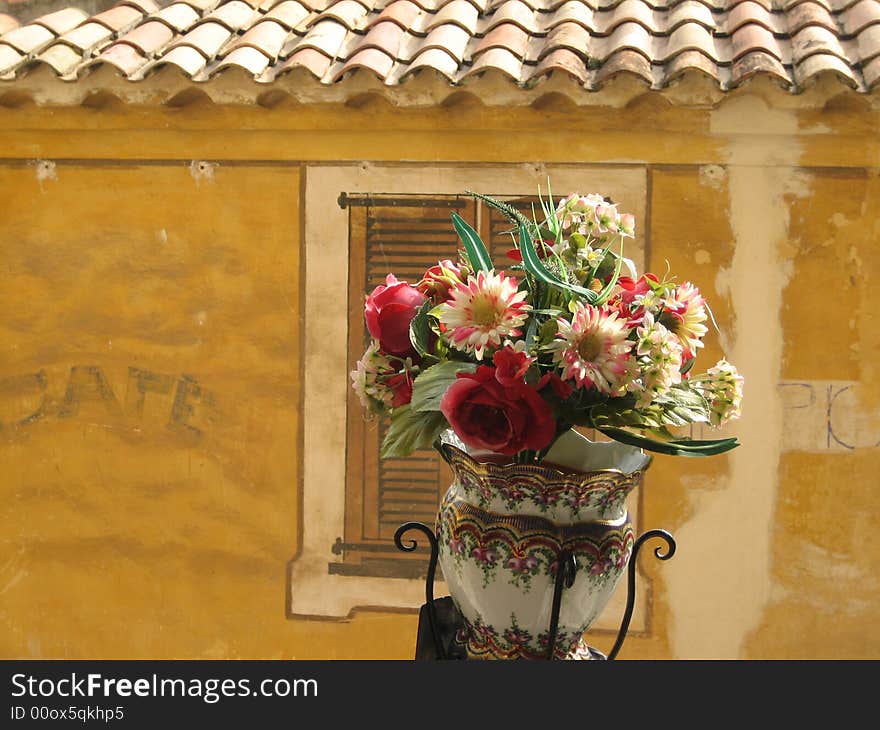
(545, 550, 578, 660)
(607, 529, 677, 661)
(394, 522, 445, 660)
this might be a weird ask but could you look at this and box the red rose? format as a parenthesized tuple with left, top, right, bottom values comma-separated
(364, 274, 426, 358)
(537, 372, 573, 400)
(492, 347, 532, 387)
(387, 372, 414, 407)
(440, 366, 556, 456)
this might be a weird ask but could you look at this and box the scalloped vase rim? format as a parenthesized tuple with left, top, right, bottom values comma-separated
(438, 428, 652, 476)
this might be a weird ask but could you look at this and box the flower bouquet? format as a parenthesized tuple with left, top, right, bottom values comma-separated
(351, 187, 743, 659)
(351, 188, 743, 463)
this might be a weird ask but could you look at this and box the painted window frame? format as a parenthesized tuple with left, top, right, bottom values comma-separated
(290, 163, 650, 629)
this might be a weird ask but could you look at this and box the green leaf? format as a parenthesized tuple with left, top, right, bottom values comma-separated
(410, 361, 477, 413)
(524, 315, 539, 349)
(409, 300, 434, 358)
(451, 212, 493, 273)
(518, 222, 598, 303)
(598, 426, 740, 457)
(592, 239, 625, 306)
(652, 385, 712, 426)
(380, 406, 448, 459)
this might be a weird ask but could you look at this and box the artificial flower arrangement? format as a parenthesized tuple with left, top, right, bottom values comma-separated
(351, 188, 743, 463)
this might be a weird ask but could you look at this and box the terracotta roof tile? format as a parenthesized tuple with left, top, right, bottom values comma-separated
(122, 0, 162, 13)
(213, 44, 272, 73)
(731, 22, 785, 63)
(315, 0, 370, 29)
(402, 45, 459, 77)
(531, 46, 589, 81)
(0, 15, 19, 37)
(226, 19, 291, 58)
(664, 48, 724, 83)
(481, 1, 539, 34)
(34, 42, 84, 75)
(96, 41, 149, 75)
(598, 21, 653, 61)
(842, 0, 880, 35)
(862, 53, 880, 88)
(1, 23, 55, 54)
(794, 50, 859, 86)
(730, 49, 789, 87)
(416, 22, 470, 61)
(669, 2, 716, 33)
(603, 0, 656, 33)
(151, 4, 203, 32)
(464, 45, 523, 80)
(275, 45, 333, 76)
(184, 0, 226, 10)
(168, 21, 233, 58)
(290, 18, 348, 56)
(92, 5, 146, 33)
(663, 22, 723, 62)
(791, 24, 850, 64)
(546, 2, 593, 32)
(725, 1, 773, 33)
(542, 21, 591, 60)
(152, 44, 209, 74)
(276, 48, 333, 79)
(264, 1, 314, 30)
(474, 22, 530, 58)
(116, 19, 175, 55)
(427, 0, 479, 33)
(370, 1, 425, 32)
(356, 18, 407, 55)
(1, 0, 879, 94)
(0, 43, 25, 77)
(856, 23, 880, 62)
(204, 0, 261, 30)
(784, 2, 836, 35)
(31, 8, 90, 36)
(333, 45, 394, 79)
(59, 22, 116, 53)
(594, 49, 652, 86)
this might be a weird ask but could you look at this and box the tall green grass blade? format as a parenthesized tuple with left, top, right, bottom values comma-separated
(451, 212, 493, 273)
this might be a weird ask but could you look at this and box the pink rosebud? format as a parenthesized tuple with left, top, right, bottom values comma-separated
(364, 274, 426, 358)
(417, 260, 467, 303)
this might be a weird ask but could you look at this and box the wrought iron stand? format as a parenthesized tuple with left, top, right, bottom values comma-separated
(395, 521, 676, 661)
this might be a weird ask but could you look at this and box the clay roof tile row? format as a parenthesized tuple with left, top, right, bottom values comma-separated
(1, 0, 879, 91)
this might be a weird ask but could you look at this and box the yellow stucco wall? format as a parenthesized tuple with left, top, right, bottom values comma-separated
(0, 86, 877, 659)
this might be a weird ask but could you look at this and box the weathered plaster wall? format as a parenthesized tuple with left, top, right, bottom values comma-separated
(0, 89, 877, 658)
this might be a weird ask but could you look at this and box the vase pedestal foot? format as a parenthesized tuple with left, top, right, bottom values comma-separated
(415, 597, 607, 660)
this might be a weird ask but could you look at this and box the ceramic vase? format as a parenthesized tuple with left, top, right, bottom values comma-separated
(435, 429, 651, 660)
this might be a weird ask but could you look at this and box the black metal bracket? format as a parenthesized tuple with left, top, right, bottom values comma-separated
(395, 521, 676, 661)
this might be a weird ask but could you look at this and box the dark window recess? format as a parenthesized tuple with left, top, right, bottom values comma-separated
(335, 194, 540, 579)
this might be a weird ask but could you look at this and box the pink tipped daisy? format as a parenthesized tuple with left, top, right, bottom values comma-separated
(436, 270, 530, 360)
(660, 282, 709, 357)
(547, 303, 635, 395)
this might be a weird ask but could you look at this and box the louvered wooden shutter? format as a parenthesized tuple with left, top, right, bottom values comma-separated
(340, 196, 478, 577)
(480, 195, 541, 266)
